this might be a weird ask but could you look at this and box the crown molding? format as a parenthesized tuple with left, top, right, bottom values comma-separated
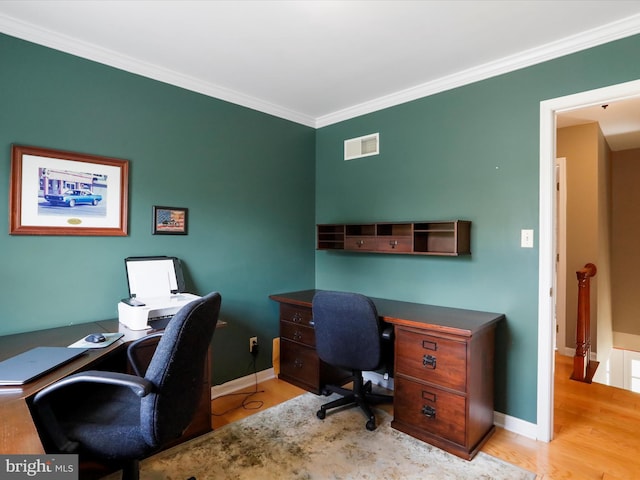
(315, 13, 640, 128)
(0, 13, 317, 128)
(1, 12, 639, 130)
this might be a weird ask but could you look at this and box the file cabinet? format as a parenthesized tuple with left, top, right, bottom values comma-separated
(391, 324, 496, 460)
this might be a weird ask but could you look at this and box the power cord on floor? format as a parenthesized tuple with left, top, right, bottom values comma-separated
(211, 354, 265, 416)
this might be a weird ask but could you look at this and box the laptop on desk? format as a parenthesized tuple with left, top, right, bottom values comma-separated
(0, 346, 87, 386)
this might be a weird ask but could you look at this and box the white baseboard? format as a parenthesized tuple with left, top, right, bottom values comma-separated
(212, 369, 539, 440)
(493, 411, 538, 440)
(211, 368, 276, 399)
(558, 346, 574, 357)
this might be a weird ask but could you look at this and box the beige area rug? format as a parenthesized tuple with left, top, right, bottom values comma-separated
(122, 393, 536, 479)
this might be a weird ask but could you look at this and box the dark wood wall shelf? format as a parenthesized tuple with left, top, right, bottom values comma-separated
(317, 220, 471, 256)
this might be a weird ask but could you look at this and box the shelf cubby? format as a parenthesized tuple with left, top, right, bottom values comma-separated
(317, 224, 345, 250)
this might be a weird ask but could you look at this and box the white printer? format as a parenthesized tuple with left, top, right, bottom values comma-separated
(118, 256, 201, 330)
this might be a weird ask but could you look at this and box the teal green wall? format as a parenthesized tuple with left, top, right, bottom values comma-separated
(0, 34, 316, 385)
(316, 34, 640, 423)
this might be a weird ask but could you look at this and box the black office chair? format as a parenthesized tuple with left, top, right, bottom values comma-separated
(312, 290, 393, 431)
(32, 291, 222, 480)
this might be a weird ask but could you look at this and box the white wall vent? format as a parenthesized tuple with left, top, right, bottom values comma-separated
(344, 132, 379, 161)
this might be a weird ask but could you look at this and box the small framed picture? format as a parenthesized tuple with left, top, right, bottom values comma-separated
(152, 206, 188, 235)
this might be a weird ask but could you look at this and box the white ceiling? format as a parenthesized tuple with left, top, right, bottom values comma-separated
(1, 0, 640, 143)
(557, 96, 640, 151)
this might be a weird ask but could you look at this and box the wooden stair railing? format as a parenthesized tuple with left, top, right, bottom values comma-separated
(571, 262, 599, 383)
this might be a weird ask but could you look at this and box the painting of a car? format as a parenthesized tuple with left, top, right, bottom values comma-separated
(44, 189, 103, 207)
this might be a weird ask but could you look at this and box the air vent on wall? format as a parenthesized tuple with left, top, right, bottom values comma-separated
(344, 132, 379, 161)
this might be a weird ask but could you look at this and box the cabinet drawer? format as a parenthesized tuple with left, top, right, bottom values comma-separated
(344, 236, 377, 251)
(280, 339, 319, 384)
(280, 304, 313, 327)
(280, 320, 315, 347)
(376, 237, 412, 253)
(395, 328, 467, 392)
(394, 376, 466, 445)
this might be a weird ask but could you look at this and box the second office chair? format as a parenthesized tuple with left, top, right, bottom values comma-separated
(312, 290, 393, 431)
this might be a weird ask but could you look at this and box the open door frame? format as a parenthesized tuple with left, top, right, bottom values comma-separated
(537, 79, 640, 442)
(555, 157, 567, 355)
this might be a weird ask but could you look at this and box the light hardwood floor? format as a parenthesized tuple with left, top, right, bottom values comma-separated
(211, 354, 640, 480)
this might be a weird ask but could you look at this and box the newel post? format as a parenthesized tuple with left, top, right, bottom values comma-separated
(571, 263, 597, 382)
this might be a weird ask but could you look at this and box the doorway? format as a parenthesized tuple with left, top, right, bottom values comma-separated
(538, 78, 640, 442)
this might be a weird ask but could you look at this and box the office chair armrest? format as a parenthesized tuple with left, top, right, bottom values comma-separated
(34, 370, 154, 403)
(127, 332, 164, 376)
(32, 371, 153, 454)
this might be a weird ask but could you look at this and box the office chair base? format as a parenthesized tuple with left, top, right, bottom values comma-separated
(316, 376, 393, 431)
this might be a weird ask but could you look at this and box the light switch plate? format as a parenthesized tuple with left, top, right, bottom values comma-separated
(521, 229, 534, 248)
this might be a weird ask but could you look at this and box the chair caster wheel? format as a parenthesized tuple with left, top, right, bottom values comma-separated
(366, 419, 376, 431)
(317, 409, 326, 420)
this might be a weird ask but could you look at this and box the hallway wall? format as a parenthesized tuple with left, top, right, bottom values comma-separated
(556, 123, 613, 353)
(611, 147, 640, 347)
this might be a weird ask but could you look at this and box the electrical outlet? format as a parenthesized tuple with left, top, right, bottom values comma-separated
(249, 336, 258, 353)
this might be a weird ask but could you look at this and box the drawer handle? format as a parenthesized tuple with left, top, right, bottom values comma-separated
(389, 240, 398, 248)
(293, 330, 302, 341)
(292, 312, 302, 323)
(293, 359, 303, 369)
(422, 405, 436, 419)
(356, 240, 365, 247)
(423, 354, 437, 369)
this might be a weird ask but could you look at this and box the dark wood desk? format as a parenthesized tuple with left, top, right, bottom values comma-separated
(0, 319, 217, 455)
(270, 289, 504, 460)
